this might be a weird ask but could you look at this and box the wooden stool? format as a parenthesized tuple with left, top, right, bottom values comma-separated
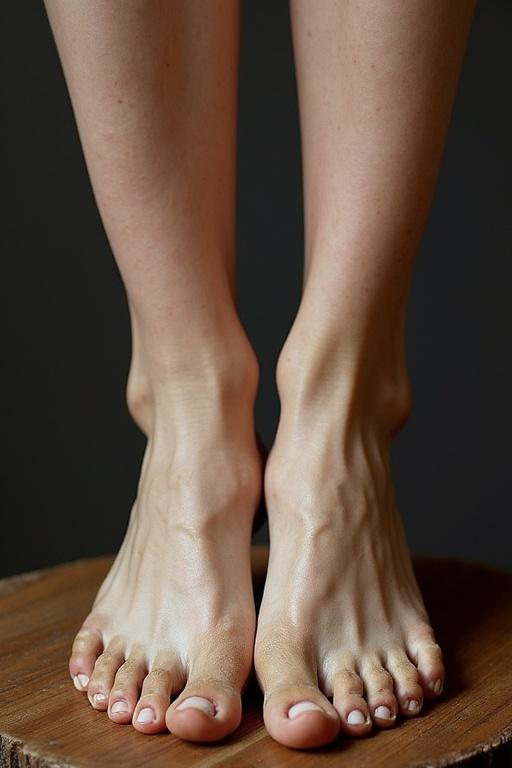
(1, 548, 511, 767)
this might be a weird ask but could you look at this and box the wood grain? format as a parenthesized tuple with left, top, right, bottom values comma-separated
(0, 548, 511, 767)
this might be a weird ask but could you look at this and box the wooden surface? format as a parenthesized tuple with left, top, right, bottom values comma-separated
(1, 548, 511, 768)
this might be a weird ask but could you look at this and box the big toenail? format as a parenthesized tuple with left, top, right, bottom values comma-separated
(93, 692, 107, 705)
(111, 700, 129, 714)
(175, 696, 215, 716)
(137, 707, 155, 723)
(346, 709, 366, 725)
(73, 674, 89, 690)
(430, 679, 443, 694)
(374, 705, 394, 719)
(288, 701, 324, 719)
(407, 699, 420, 712)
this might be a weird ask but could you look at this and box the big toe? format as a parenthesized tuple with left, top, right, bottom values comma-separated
(264, 684, 340, 749)
(166, 679, 242, 742)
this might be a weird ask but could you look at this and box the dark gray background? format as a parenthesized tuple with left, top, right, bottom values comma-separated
(1, 1, 511, 578)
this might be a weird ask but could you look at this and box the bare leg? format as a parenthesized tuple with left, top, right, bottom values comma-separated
(44, 0, 261, 742)
(255, 0, 476, 749)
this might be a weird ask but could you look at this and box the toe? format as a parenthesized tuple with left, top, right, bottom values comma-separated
(263, 684, 340, 749)
(69, 624, 103, 692)
(87, 639, 125, 710)
(414, 640, 445, 698)
(332, 667, 372, 737)
(255, 635, 339, 748)
(361, 659, 399, 728)
(166, 678, 242, 743)
(108, 649, 147, 723)
(386, 649, 424, 717)
(166, 632, 253, 743)
(133, 656, 179, 734)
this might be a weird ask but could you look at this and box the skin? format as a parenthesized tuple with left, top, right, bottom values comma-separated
(44, 0, 476, 749)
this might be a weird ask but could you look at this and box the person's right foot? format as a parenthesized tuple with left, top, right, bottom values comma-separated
(69, 335, 262, 743)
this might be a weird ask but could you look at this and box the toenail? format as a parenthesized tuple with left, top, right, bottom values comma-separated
(175, 696, 215, 717)
(93, 692, 107, 705)
(136, 707, 155, 723)
(407, 699, 420, 712)
(430, 679, 443, 694)
(288, 701, 324, 720)
(111, 700, 129, 714)
(346, 709, 367, 725)
(73, 674, 89, 691)
(374, 705, 394, 720)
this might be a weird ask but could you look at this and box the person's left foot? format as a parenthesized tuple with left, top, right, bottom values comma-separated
(254, 348, 445, 749)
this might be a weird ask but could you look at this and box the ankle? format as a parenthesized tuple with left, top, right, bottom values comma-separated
(127, 330, 262, 528)
(126, 323, 259, 435)
(275, 326, 412, 440)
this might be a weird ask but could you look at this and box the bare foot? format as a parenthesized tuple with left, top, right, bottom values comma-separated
(69, 339, 262, 743)
(254, 344, 445, 749)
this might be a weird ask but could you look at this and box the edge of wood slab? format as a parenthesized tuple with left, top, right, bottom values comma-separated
(2, 721, 511, 768)
(0, 732, 72, 768)
(3, 722, 511, 768)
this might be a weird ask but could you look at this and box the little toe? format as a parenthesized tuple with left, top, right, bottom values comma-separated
(69, 624, 103, 692)
(88, 640, 125, 710)
(386, 650, 424, 717)
(361, 661, 398, 728)
(166, 678, 242, 743)
(133, 662, 177, 734)
(415, 640, 445, 698)
(108, 650, 147, 723)
(264, 684, 340, 749)
(332, 668, 372, 737)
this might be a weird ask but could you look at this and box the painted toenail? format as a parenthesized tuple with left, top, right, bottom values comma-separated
(374, 705, 394, 719)
(346, 709, 366, 725)
(407, 699, 420, 712)
(288, 701, 324, 719)
(431, 679, 443, 694)
(175, 696, 215, 717)
(93, 692, 107, 705)
(111, 700, 129, 714)
(137, 707, 155, 723)
(73, 674, 89, 691)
